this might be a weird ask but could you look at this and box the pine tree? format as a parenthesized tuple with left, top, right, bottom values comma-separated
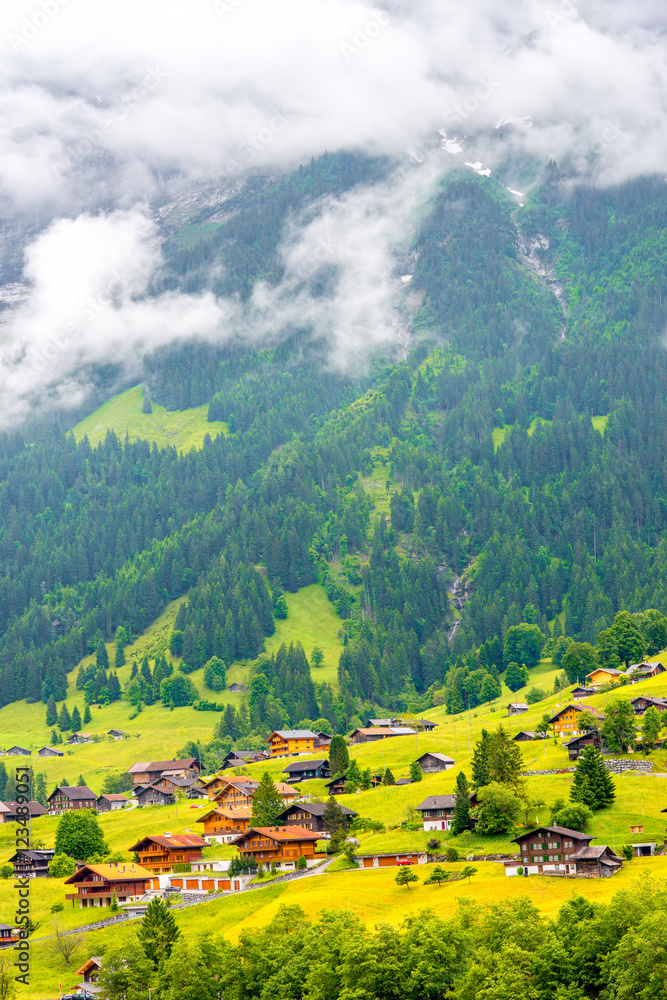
(328, 735, 350, 776)
(45, 695, 57, 727)
(409, 761, 423, 782)
(4, 774, 17, 802)
(451, 771, 473, 835)
(138, 898, 180, 967)
(95, 639, 109, 671)
(0, 763, 7, 799)
(114, 626, 128, 669)
(71, 706, 82, 733)
(50, 729, 58, 746)
(383, 768, 395, 786)
(34, 773, 48, 807)
(77, 774, 85, 787)
(83, 704, 92, 725)
(471, 729, 492, 789)
(570, 746, 615, 810)
(57, 703, 71, 732)
(250, 772, 284, 826)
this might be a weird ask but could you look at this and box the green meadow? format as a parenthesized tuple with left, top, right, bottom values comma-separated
(73, 384, 227, 451)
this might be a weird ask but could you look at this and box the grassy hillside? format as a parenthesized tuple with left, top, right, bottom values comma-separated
(73, 384, 227, 451)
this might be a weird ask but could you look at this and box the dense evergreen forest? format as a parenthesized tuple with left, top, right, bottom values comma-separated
(2, 153, 667, 732)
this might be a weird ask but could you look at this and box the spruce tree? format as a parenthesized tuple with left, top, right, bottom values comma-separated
(250, 772, 285, 826)
(83, 704, 92, 725)
(328, 735, 349, 776)
(114, 626, 128, 669)
(71, 706, 82, 733)
(50, 729, 58, 745)
(57, 703, 71, 731)
(0, 762, 7, 799)
(383, 768, 395, 785)
(34, 773, 47, 807)
(4, 775, 17, 802)
(471, 730, 492, 789)
(96, 640, 110, 671)
(451, 771, 473, 834)
(570, 746, 615, 810)
(45, 695, 57, 727)
(139, 897, 180, 966)
(409, 761, 423, 782)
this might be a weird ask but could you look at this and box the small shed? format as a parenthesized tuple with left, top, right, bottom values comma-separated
(507, 703, 529, 716)
(414, 752, 455, 772)
(631, 842, 657, 857)
(37, 746, 64, 757)
(512, 731, 536, 742)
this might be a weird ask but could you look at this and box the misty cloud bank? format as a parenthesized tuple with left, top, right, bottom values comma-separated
(0, 0, 665, 423)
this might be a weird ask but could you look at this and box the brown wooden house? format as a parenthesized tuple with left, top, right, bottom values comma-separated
(47, 785, 97, 816)
(630, 694, 667, 715)
(282, 759, 331, 782)
(276, 801, 358, 832)
(8, 849, 54, 878)
(126, 757, 200, 787)
(563, 732, 601, 760)
(134, 783, 175, 808)
(414, 752, 456, 772)
(570, 844, 623, 877)
(128, 833, 208, 874)
(232, 825, 325, 870)
(96, 793, 128, 812)
(506, 825, 596, 876)
(65, 862, 158, 907)
(74, 956, 102, 992)
(197, 806, 252, 841)
(213, 777, 299, 810)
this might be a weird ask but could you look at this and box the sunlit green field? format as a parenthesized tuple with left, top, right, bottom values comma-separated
(73, 384, 227, 451)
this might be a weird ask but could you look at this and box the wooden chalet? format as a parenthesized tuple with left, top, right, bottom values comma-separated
(228, 682, 245, 693)
(37, 746, 63, 757)
(126, 757, 200, 787)
(548, 703, 603, 738)
(67, 732, 93, 744)
(155, 773, 207, 799)
(0, 924, 20, 948)
(221, 749, 269, 769)
(267, 730, 318, 757)
(276, 801, 358, 832)
(8, 848, 54, 878)
(513, 731, 536, 742)
(213, 777, 299, 810)
(128, 833, 208, 874)
(324, 775, 348, 795)
(627, 662, 666, 680)
(349, 726, 416, 744)
(570, 844, 623, 877)
(197, 806, 252, 842)
(1, 800, 47, 822)
(134, 783, 175, 808)
(4, 746, 29, 756)
(107, 729, 126, 738)
(415, 794, 456, 831)
(572, 686, 598, 700)
(356, 850, 427, 868)
(413, 752, 455, 772)
(282, 758, 331, 782)
(562, 732, 601, 760)
(47, 785, 97, 816)
(630, 694, 667, 715)
(65, 862, 158, 907)
(585, 667, 626, 687)
(232, 825, 325, 870)
(507, 702, 529, 715)
(504, 825, 622, 878)
(96, 793, 128, 812)
(74, 957, 102, 993)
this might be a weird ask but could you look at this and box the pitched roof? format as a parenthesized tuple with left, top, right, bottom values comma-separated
(75, 957, 103, 975)
(415, 795, 456, 811)
(270, 730, 318, 739)
(233, 825, 323, 844)
(548, 703, 603, 723)
(3, 800, 47, 816)
(37, 746, 64, 755)
(508, 702, 529, 709)
(128, 834, 207, 851)
(416, 752, 456, 763)
(48, 785, 96, 801)
(512, 825, 594, 843)
(283, 759, 329, 773)
(197, 806, 252, 823)
(572, 844, 621, 863)
(97, 793, 128, 801)
(277, 802, 358, 818)
(65, 862, 154, 884)
(127, 758, 197, 774)
(351, 727, 417, 736)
